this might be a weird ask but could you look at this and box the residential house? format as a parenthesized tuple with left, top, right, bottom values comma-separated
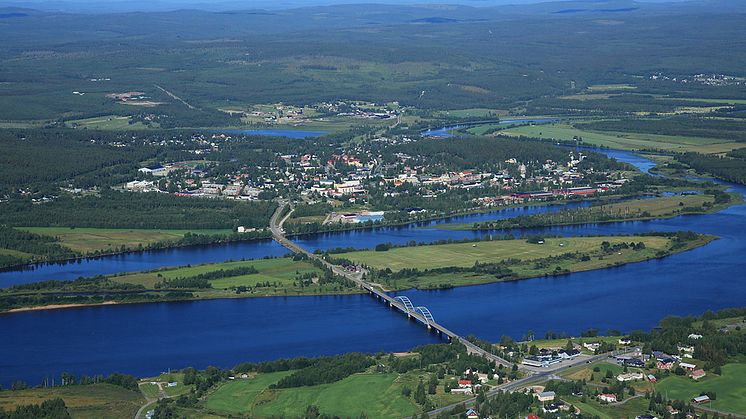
(691, 369, 706, 380)
(536, 391, 556, 402)
(598, 393, 617, 403)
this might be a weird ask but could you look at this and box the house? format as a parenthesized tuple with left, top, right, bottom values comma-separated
(691, 369, 706, 380)
(618, 338, 632, 345)
(536, 391, 556, 402)
(458, 379, 472, 388)
(450, 387, 472, 395)
(657, 358, 676, 370)
(599, 393, 617, 403)
(623, 358, 646, 368)
(647, 374, 657, 382)
(636, 415, 658, 419)
(583, 342, 601, 351)
(138, 164, 166, 175)
(679, 362, 697, 371)
(692, 395, 710, 404)
(522, 355, 562, 368)
(617, 372, 644, 382)
(543, 403, 563, 413)
(466, 409, 479, 419)
(558, 349, 580, 359)
(688, 333, 703, 340)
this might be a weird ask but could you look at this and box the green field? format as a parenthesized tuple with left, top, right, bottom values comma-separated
(65, 115, 154, 130)
(203, 371, 292, 414)
(656, 363, 746, 415)
(205, 372, 420, 418)
(19, 227, 232, 254)
(501, 123, 743, 153)
(111, 257, 323, 290)
(569, 394, 650, 419)
(251, 373, 418, 418)
(0, 384, 144, 419)
(345, 236, 671, 272)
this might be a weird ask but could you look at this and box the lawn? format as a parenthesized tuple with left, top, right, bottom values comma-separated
(0, 383, 144, 419)
(252, 373, 420, 419)
(19, 227, 232, 254)
(345, 236, 671, 272)
(655, 363, 746, 415)
(501, 123, 742, 154)
(203, 371, 292, 414)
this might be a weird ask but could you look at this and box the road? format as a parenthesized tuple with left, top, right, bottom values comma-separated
(270, 202, 646, 416)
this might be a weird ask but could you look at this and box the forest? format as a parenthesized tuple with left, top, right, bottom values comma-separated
(0, 190, 277, 229)
(677, 153, 746, 185)
(580, 117, 746, 142)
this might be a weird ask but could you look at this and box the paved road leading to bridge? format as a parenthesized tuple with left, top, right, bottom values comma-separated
(269, 202, 647, 416)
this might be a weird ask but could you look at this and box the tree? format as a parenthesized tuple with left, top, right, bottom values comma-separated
(428, 374, 438, 395)
(414, 380, 427, 405)
(565, 340, 574, 351)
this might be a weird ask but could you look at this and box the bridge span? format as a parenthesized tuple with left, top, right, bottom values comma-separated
(269, 202, 514, 368)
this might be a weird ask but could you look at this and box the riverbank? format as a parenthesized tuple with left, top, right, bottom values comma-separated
(0, 233, 715, 314)
(0, 227, 272, 271)
(339, 233, 716, 291)
(435, 192, 743, 231)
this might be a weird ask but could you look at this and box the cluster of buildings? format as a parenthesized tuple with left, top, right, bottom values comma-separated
(522, 348, 580, 368)
(649, 72, 744, 87)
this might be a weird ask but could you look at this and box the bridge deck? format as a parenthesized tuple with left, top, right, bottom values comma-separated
(269, 202, 514, 368)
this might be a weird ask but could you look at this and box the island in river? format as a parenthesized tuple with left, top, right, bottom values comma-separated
(0, 232, 714, 313)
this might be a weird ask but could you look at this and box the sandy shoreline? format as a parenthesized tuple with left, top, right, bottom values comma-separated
(5, 301, 119, 314)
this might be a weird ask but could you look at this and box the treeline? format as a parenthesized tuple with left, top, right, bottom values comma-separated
(0, 398, 70, 419)
(525, 95, 725, 116)
(470, 200, 714, 230)
(0, 190, 276, 229)
(0, 227, 79, 268)
(156, 266, 259, 289)
(676, 153, 746, 185)
(0, 129, 158, 194)
(271, 353, 375, 389)
(579, 117, 746, 142)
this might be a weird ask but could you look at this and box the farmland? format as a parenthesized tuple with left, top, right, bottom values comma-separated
(656, 363, 746, 415)
(500, 123, 745, 154)
(19, 227, 232, 254)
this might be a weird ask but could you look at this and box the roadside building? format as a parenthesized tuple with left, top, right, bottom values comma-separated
(536, 391, 556, 402)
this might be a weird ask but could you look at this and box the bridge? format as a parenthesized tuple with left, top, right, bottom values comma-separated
(269, 202, 514, 368)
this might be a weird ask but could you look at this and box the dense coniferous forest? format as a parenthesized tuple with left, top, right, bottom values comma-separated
(580, 118, 746, 142)
(0, 191, 277, 229)
(677, 153, 746, 185)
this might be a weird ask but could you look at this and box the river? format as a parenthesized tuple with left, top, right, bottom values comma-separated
(1, 148, 745, 387)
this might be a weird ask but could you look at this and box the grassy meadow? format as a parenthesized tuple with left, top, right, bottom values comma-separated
(0, 384, 144, 419)
(19, 227, 232, 254)
(501, 123, 744, 154)
(345, 236, 672, 272)
(656, 363, 746, 415)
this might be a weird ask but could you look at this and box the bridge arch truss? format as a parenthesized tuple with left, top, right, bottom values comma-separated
(414, 306, 434, 326)
(394, 296, 415, 313)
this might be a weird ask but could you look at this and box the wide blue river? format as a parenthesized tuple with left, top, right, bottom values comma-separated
(1, 149, 745, 387)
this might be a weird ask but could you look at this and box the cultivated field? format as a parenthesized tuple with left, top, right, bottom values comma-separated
(20, 227, 232, 254)
(0, 384, 144, 419)
(656, 363, 746, 415)
(345, 236, 671, 272)
(501, 123, 744, 154)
